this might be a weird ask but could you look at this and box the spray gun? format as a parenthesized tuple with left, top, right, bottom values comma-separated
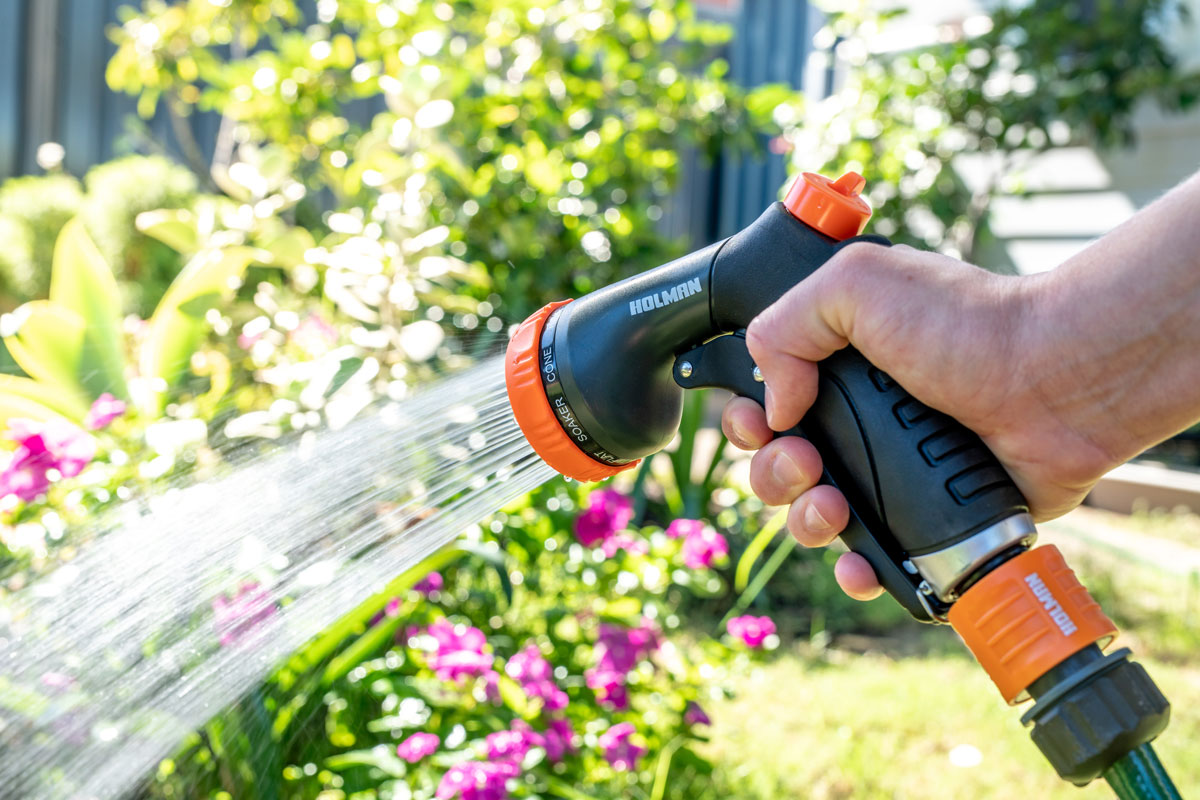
(504, 170, 1178, 797)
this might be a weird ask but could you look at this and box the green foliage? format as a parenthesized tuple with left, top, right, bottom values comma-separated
(0, 216, 260, 429)
(106, 0, 789, 316)
(0, 156, 200, 315)
(791, 0, 1200, 262)
(0, 174, 84, 301)
(81, 155, 200, 315)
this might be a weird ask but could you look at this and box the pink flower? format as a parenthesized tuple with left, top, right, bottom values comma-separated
(40, 671, 77, 693)
(424, 619, 497, 683)
(541, 717, 575, 763)
(436, 761, 519, 800)
(0, 419, 95, 502)
(585, 668, 629, 710)
(414, 571, 444, 595)
(598, 722, 645, 771)
(665, 518, 703, 539)
(573, 488, 633, 548)
(290, 313, 338, 356)
(84, 393, 126, 430)
(486, 728, 541, 763)
(505, 644, 568, 710)
(397, 732, 440, 763)
(595, 620, 659, 673)
(428, 618, 487, 654)
(600, 531, 648, 558)
(506, 645, 552, 683)
(212, 582, 276, 647)
(680, 525, 728, 569)
(726, 615, 776, 649)
(684, 701, 711, 726)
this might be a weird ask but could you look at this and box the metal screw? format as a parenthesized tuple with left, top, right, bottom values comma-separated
(679, 362, 693, 378)
(752, 366, 764, 382)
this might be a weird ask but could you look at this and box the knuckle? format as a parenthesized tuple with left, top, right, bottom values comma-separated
(744, 316, 773, 361)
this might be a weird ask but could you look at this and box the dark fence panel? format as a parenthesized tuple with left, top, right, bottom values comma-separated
(717, 0, 811, 237)
(0, 0, 28, 180)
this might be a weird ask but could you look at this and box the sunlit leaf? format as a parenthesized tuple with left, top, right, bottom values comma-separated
(48, 219, 128, 400)
(258, 227, 315, 268)
(138, 247, 263, 414)
(0, 374, 88, 422)
(136, 208, 200, 254)
(3, 301, 92, 410)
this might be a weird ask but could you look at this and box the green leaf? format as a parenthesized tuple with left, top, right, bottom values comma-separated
(324, 747, 408, 778)
(258, 227, 316, 268)
(734, 509, 787, 592)
(496, 674, 533, 719)
(47, 219, 129, 400)
(544, 777, 600, 800)
(322, 606, 407, 686)
(0, 374, 89, 423)
(458, 541, 513, 607)
(292, 546, 466, 674)
(136, 208, 200, 254)
(601, 596, 642, 622)
(3, 301, 92, 408)
(138, 246, 262, 413)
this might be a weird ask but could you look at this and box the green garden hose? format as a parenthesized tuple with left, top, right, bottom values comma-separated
(1104, 744, 1182, 800)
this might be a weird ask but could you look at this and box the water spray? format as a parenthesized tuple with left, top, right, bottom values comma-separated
(505, 171, 1178, 798)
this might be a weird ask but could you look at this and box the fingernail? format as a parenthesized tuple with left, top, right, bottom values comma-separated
(804, 503, 830, 531)
(728, 418, 750, 448)
(771, 450, 804, 486)
(764, 384, 777, 430)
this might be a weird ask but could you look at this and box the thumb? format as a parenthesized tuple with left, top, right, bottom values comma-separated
(744, 242, 894, 430)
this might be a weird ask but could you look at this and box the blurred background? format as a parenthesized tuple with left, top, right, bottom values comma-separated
(1, 1, 1199, 798)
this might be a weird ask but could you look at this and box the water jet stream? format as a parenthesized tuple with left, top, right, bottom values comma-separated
(0, 356, 554, 798)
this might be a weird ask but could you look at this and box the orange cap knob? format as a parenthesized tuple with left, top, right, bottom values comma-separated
(783, 171, 872, 240)
(948, 545, 1117, 704)
(505, 300, 639, 483)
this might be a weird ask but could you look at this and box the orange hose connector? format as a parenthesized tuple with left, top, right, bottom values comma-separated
(948, 545, 1117, 704)
(505, 300, 639, 483)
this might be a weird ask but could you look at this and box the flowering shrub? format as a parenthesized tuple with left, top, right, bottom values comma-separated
(140, 479, 757, 800)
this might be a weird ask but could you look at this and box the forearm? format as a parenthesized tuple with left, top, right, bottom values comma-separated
(1028, 170, 1200, 466)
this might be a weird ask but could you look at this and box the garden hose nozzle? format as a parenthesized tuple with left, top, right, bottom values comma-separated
(504, 170, 1176, 792)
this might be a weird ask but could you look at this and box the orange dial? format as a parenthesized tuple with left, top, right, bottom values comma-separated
(783, 171, 872, 241)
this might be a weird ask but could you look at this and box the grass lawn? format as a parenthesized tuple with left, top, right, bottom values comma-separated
(704, 648, 1199, 800)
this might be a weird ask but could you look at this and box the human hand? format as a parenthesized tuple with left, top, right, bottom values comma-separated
(721, 242, 1122, 600)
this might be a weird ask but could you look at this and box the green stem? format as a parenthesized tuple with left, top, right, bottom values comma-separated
(650, 735, 685, 800)
(721, 534, 796, 628)
(734, 508, 787, 592)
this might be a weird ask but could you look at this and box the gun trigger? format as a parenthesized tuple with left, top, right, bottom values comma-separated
(673, 331, 766, 405)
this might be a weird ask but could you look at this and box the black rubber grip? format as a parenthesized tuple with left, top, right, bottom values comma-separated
(808, 349, 1028, 556)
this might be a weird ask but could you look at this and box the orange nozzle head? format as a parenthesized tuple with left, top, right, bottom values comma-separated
(783, 171, 872, 241)
(505, 300, 640, 483)
(948, 545, 1117, 704)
